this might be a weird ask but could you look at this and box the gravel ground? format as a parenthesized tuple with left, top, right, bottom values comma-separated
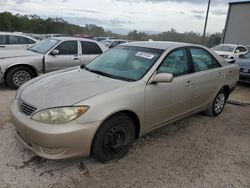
(0, 84, 250, 188)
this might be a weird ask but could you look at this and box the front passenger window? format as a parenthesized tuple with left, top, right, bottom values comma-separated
(158, 49, 189, 77)
(55, 41, 78, 55)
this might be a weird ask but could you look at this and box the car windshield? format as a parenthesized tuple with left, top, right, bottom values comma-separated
(212, 45, 235, 52)
(244, 52, 250, 58)
(101, 40, 112, 47)
(84, 46, 164, 81)
(27, 38, 60, 54)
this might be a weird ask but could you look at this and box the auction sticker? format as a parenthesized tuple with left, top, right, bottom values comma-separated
(136, 52, 155, 59)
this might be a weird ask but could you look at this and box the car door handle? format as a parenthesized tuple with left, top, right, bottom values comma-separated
(73, 57, 79, 61)
(186, 81, 193, 87)
(0, 46, 6, 48)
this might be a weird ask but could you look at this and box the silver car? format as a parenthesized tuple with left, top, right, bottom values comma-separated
(0, 37, 108, 89)
(0, 32, 37, 50)
(101, 39, 128, 48)
(11, 41, 239, 163)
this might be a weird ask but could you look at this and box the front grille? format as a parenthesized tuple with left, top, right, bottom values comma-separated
(240, 68, 250, 73)
(18, 100, 37, 116)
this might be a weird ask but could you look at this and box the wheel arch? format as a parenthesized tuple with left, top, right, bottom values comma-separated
(99, 110, 141, 139)
(4, 64, 38, 80)
(90, 109, 141, 158)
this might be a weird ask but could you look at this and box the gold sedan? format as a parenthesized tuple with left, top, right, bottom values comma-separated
(11, 41, 239, 162)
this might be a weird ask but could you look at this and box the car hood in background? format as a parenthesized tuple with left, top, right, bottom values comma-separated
(0, 49, 39, 59)
(20, 68, 128, 109)
(236, 58, 250, 69)
(213, 50, 233, 56)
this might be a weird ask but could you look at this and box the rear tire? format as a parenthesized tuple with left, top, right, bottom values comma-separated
(91, 113, 135, 163)
(6, 66, 35, 89)
(205, 89, 227, 117)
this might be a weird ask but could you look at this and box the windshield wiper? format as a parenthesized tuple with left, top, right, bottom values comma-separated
(83, 67, 136, 82)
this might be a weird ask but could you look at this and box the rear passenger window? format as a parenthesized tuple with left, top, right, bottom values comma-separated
(55, 41, 78, 55)
(8, 35, 33, 44)
(158, 49, 189, 77)
(190, 48, 220, 72)
(0, 35, 8, 45)
(81, 41, 102, 54)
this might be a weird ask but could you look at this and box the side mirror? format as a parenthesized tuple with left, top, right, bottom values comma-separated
(239, 54, 244, 58)
(150, 73, 173, 84)
(235, 49, 240, 53)
(226, 59, 235, 64)
(51, 49, 59, 55)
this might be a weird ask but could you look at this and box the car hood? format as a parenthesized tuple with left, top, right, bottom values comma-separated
(236, 58, 250, 69)
(20, 68, 128, 109)
(213, 50, 233, 56)
(0, 49, 39, 59)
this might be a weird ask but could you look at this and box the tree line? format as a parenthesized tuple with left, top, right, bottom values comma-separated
(0, 12, 221, 46)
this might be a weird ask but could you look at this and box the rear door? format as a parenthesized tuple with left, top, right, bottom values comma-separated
(189, 47, 224, 110)
(80, 41, 103, 65)
(145, 48, 196, 129)
(44, 40, 80, 72)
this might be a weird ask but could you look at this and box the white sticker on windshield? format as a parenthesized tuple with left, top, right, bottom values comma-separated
(136, 52, 155, 59)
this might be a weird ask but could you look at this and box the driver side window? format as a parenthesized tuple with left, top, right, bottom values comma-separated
(55, 41, 78, 55)
(158, 49, 189, 77)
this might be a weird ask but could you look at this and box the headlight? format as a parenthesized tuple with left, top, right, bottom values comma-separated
(31, 106, 89, 124)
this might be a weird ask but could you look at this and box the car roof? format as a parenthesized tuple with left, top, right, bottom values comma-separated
(50, 37, 99, 43)
(106, 39, 127, 42)
(0, 32, 37, 41)
(218, 44, 243, 47)
(121, 41, 192, 50)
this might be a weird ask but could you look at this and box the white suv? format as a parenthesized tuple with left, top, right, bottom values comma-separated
(0, 32, 37, 50)
(212, 44, 248, 61)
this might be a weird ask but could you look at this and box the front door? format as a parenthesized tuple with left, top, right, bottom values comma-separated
(44, 40, 80, 72)
(145, 48, 196, 130)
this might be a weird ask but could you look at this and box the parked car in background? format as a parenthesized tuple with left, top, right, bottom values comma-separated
(0, 37, 108, 89)
(44, 34, 69, 39)
(247, 46, 250, 52)
(94, 37, 117, 42)
(101, 39, 128, 48)
(0, 32, 37, 50)
(235, 52, 250, 83)
(212, 44, 248, 60)
(11, 41, 239, 163)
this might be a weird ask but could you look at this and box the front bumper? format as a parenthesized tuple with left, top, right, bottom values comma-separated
(239, 72, 250, 83)
(11, 99, 100, 159)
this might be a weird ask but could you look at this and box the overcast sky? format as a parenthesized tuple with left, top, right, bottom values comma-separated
(0, 0, 244, 34)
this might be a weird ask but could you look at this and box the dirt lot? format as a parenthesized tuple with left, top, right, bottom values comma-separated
(0, 84, 250, 188)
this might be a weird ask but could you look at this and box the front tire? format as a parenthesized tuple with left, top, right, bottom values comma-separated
(6, 66, 35, 89)
(205, 89, 227, 117)
(91, 113, 135, 163)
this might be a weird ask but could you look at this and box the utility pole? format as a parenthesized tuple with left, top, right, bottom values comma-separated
(202, 0, 211, 45)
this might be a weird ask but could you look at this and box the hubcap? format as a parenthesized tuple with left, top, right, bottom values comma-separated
(103, 126, 129, 155)
(13, 70, 31, 87)
(214, 93, 225, 114)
